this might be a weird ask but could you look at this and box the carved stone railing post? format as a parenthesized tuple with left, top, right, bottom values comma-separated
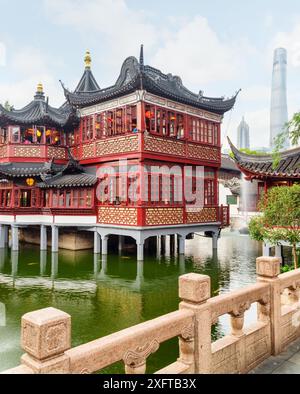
(20, 307, 71, 374)
(179, 273, 211, 374)
(256, 257, 281, 355)
(123, 340, 159, 374)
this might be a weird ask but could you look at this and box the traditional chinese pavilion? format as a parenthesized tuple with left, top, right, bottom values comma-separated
(229, 137, 300, 210)
(0, 47, 238, 259)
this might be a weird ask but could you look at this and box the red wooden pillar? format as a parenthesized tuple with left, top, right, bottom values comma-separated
(215, 169, 219, 206)
(137, 101, 146, 133)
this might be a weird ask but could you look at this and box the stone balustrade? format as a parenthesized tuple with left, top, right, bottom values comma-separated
(3, 256, 300, 374)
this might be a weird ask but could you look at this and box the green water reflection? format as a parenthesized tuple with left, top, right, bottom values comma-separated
(0, 231, 262, 373)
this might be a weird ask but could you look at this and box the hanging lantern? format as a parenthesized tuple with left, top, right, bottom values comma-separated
(26, 178, 35, 187)
(46, 129, 51, 137)
(170, 116, 176, 121)
(145, 111, 154, 119)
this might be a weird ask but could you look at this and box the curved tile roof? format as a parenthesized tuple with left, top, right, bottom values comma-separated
(38, 173, 97, 188)
(75, 68, 100, 93)
(63, 49, 239, 115)
(0, 87, 78, 128)
(228, 137, 300, 178)
(74, 50, 100, 93)
(0, 150, 97, 188)
(38, 149, 97, 188)
(221, 154, 240, 172)
(0, 161, 61, 178)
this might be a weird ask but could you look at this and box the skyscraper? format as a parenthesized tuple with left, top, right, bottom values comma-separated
(270, 48, 289, 150)
(237, 117, 250, 150)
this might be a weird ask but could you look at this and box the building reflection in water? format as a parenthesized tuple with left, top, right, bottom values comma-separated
(51, 253, 58, 280)
(40, 251, 47, 277)
(0, 249, 6, 271)
(11, 251, 18, 279)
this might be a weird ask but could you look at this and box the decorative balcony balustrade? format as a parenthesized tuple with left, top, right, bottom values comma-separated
(0, 143, 68, 162)
(70, 132, 221, 165)
(97, 205, 229, 227)
(3, 257, 300, 375)
(70, 134, 140, 162)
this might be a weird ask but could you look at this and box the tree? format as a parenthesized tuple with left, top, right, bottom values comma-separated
(274, 112, 300, 148)
(249, 184, 300, 269)
(272, 112, 300, 168)
(229, 148, 262, 159)
(286, 112, 300, 146)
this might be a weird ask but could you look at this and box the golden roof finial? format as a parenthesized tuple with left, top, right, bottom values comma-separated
(37, 83, 43, 93)
(84, 50, 92, 69)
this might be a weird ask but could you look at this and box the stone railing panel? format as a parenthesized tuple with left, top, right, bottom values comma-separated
(208, 283, 269, 324)
(208, 281, 271, 374)
(278, 268, 300, 349)
(65, 309, 194, 374)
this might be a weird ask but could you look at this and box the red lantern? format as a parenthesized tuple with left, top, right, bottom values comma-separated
(145, 111, 154, 119)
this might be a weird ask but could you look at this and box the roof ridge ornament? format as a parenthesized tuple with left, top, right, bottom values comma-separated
(139, 44, 144, 68)
(37, 83, 43, 93)
(85, 50, 92, 69)
(198, 90, 204, 100)
(34, 82, 45, 101)
(139, 44, 145, 90)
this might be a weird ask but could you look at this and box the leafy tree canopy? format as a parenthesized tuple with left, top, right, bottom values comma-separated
(249, 184, 300, 269)
(272, 112, 300, 169)
(229, 148, 263, 159)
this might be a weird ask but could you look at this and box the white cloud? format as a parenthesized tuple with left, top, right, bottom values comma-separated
(0, 47, 64, 108)
(0, 42, 6, 67)
(272, 20, 300, 68)
(152, 16, 255, 88)
(44, 1, 255, 90)
(241, 85, 270, 103)
(264, 14, 273, 29)
(44, 0, 159, 67)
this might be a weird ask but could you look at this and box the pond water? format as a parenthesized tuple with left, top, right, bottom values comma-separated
(0, 231, 263, 373)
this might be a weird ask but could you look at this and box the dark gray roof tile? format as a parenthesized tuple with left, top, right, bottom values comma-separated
(228, 137, 300, 179)
(0, 88, 78, 128)
(63, 52, 239, 115)
(38, 173, 97, 188)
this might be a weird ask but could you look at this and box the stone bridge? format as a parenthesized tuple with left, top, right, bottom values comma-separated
(2, 256, 300, 374)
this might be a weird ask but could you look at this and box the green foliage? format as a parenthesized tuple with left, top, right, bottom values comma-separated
(258, 184, 300, 228)
(281, 265, 293, 273)
(248, 216, 265, 242)
(287, 112, 300, 146)
(272, 111, 300, 169)
(229, 148, 265, 159)
(240, 148, 263, 155)
(249, 185, 300, 268)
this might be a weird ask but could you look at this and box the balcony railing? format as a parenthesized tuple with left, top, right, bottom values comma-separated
(97, 205, 230, 227)
(71, 132, 221, 164)
(0, 143, 68, 162)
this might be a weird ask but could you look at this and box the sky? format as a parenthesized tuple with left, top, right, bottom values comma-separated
(1, 0, 300, 150)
